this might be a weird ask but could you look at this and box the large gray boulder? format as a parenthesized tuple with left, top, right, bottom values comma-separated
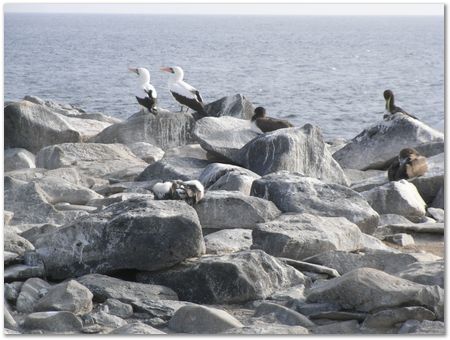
(90, 109, 196, 150)
(410, 152, 444, 204)
(251, 172, 379, 234)
(204, 229, 252, 254)
(193, 116, 260, 162)
(34, 198, 205, 280)
(396, 260, 444, 288)
(332, 114, 444, 170)
(137, 250, 308, 304)
(4, 148, 36, 171)
(76, 273, 177, 303)
(254, 302, 315, 328)
(398, 320, 444, 334)
(34, 280, 93, 315)
(136, 156, 210, 182)
(306, 267, 444, 319)
(5, 100, 111, 153)
(194, 190, 281, 229)
(235, 124, 349, 186)
(252, 214, 363, 261)
(204, 93, 255, 119)
(23, 311, 83, 332)
(109, 322, 166, 335)
(361, 180, 426, 219)
(36, 142, 148, 181)
(169, 305, 243, 334)
(16, 278, 51, 313)
(4, 176, 88, 225)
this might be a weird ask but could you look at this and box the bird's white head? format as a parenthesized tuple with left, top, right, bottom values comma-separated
(160, 66, 184, 81)
(128, 67, 151, 86)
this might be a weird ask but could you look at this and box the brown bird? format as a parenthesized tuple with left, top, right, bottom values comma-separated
(383, 90, 419, 120)
(251, 107, 294, 132)
(387, 148, 428, 181)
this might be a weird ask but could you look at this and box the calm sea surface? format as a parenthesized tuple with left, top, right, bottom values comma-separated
(4, 14, 444, 139)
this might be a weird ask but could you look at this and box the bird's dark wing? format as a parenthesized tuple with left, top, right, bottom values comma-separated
(194, 90, 203, 103)
(171, 91, 207, 117)
(136, 96, 157, 115)
(387, 158, 408, 181)
(393, 105, 419, 120)
(256, 117, 294, 133)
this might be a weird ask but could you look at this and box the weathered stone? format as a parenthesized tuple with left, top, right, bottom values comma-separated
(4, 148, 36, 171)
(4, 210, 14, 225)
(251, 172, 379, 234)
(397, 260, 444, 287)
(252, 214, 362, 261)
(359, 233, 398, 252)
(137, 250, 307, 304)
(127, 142, 164, 163)
(89, 309, 127, 329)
(90, 109, 195, 150)
(4, 176, 88, 225)
(376, 222, 444, 236)
(130, 299, 192, 320)
(350, 172, 389, 193)
(19, 224, 59, 245)
(104, 299, 133, 318)
(16, 278, 51, 313)
(36, 142, 147, 181)
(4, 303, 17, 330)
(384, 233, 415, 246)
(254, 302, 315, 328)
(204, 93, 255, 119)
(398, 320, 444, 334)
(430, 186, 444, 209)
(193, 116, 260, 162)
(344, 169, 385, 184)
(4, 251, 21, 266)
(303, 249, 429, 276)
(169, 305, 243, 334)
(235, 124, 349, 185)
(279, 258, 340, 278)
(4, 231, 34, 255)
(209, 172, 258, 195)
(222, 321, 309, 334)
(199, 163, 260, 191)
(204, 229, 252, 254)
(4, 263, 45, 282)
(306, 267, 443, 319)
(136, 156, 210, 182)
(309, 311, 367, 322)
(268, 284, 307, 302)
(35, 198, 205, 280)
(361, 306, 435, 331)
(311, 320, 361, 334)
(410, 152, 444, 203)
(34, 280, 93, 315)
(332, 114, 444, 170)
(165, 143, 208, 160)
(194, 190, 281, 229)
(4, 281, 23, 303)
(361, 180, 426, 219)
(378, 214, 413, 226)
(109, 322, 166, 334)
(427, 207, 444, 223)
(76, 273, 177, 304)
(23, 311, 83, 332)
(54, 203, 97, 212)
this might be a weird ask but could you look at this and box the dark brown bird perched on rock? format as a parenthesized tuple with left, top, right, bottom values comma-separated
(383, 90, 419, 120)
(152, 180, 204, 205)
(387, 148, 428, 181)
(251, 106, 294, 132)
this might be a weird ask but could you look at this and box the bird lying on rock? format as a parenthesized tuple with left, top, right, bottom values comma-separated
(383, 90, 419, 120)
(129, 67, 158, 115)
(387, 148, 428, 181)
(251, 107, 294, 132)
(152, 179, 205, 205)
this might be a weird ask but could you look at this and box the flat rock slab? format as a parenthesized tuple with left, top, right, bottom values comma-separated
(127, 142, 165, 164)
(303, 249, 432, 276)
(396, 259, 444, 287)
(136, 156, 210, 182)
(204, 94, 255, 119)
(252, 213, 362, 261)
(410, 152, 444, 203)
(130, 299, 193, 320)
(34, 197, 205, 280)
(137, 250, 307, 304)
(361, 180, 426, 219)
(5, 148, 36, 172)
(169, 305, 243, 334)
(109, 322, 166, 335)
(332, 114, 444, 170)
(235, 124, 349, 186)
(306, 267, 444, 319)
(90, 109, 196, 150)
(16, 278, 51, 313)
(204, 228, 253, 254)
(194, 190, 281, 229)
(361, 306, 435, 331)
(23, 311, 83, 332)
(76, 273, 178, 303)
(193, 116, 260, 162)
(398, 320, 444, 334)
(254, 301, 315, 328)
(222, 321, 309, 335)
(251, 172, 379, 234)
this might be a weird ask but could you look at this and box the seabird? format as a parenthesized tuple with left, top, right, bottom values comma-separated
(129, 67, 157, 114)
(152, 179, 204, 205)
(387, 148, 428, 181)
(251, 107, 294, 132)
(383, 90, 418, 120)
(160, 66, 207, 117)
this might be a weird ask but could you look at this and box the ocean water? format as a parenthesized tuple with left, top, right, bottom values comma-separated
(4, 14, 444, 140)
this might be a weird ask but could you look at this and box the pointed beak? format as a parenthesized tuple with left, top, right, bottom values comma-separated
(128, 67, 139, 75)
(160, 67, 173, 73)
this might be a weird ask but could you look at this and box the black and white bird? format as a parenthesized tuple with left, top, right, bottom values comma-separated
(152, 179, 205, 205)
(129, 67, 158, 114)
(383, 89, 418, 120)
(160, 66, 207, 117)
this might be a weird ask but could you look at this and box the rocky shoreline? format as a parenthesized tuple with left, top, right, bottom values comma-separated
(4, 95, 444, 334)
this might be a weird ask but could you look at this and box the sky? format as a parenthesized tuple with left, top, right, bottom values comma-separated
(3, 3, 445, 16)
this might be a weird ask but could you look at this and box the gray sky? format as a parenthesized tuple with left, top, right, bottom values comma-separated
(3, 3, 444, 15)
